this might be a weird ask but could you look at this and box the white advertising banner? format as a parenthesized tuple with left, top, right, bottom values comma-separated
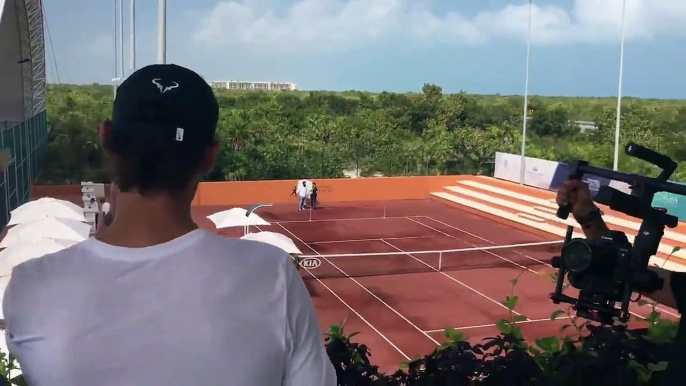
(494, 152, 568, 190)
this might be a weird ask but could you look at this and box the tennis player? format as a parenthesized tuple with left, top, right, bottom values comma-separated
(3, 64, 335, 386)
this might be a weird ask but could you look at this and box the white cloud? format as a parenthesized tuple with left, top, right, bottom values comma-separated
(194, 0, 686, 52)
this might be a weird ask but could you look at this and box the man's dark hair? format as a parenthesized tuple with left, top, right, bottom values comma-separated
(106, 64, 219, 196)
(99, 198, 106, 204)
(103, 131, 212, 195)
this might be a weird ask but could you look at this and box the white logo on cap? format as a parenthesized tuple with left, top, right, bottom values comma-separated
(152, 78, 179, 94)
(176, 128, 184, 142)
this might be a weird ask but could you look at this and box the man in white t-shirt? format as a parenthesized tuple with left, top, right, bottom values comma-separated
(2, 64, 336, 386)
(296, 181, 308, 211)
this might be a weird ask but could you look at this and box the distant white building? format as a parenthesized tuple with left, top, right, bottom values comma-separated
(208, 80, 298, 91)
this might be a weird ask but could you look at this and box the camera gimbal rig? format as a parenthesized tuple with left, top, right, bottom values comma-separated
(549, 142, 686, 324)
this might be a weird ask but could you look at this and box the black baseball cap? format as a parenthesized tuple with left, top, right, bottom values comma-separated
(111, 64, 218, 149)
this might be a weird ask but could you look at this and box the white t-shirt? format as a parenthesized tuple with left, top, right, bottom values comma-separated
(101, 202, 111, 214)
(296, 185, 308, 198)
(3, 229, 336, 386)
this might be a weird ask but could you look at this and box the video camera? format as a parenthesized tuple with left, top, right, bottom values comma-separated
(549, 142, 686, 325)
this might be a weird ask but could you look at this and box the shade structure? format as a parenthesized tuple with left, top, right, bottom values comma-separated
(0, 238, 78, 276)
(8, 197, 85, 226)
(207, 207, 271, 229)
(240, 231, 302, 255)
(0, 217, 92, 248)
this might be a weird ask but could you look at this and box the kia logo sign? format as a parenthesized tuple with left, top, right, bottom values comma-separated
(299, 257, 322, 269)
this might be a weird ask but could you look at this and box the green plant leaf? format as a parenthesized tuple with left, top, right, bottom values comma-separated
(647, 311, 662, 324)
(504, 295, 519, 310)
(509, 278, 518, 287)
(327, 324, 341, 337)
(672, 246, 682, 254)
(534, 336, 560, 353)
(647, 361, 669, 373)
(512, 315, 528, 323)
(636, 299, 650, 307)
(559, 324, 572, 333)
(550, 310, 565, 321)
(496, 319, 513, 334)
(511, 326, 524, 340)
(444, 327, 468, 342)
(628, 359, 650, 381)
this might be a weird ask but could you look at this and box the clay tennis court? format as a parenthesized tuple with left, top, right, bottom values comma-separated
(193, 199, 680, 373)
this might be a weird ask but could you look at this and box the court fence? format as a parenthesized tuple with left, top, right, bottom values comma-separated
(0, 111, 49, 229)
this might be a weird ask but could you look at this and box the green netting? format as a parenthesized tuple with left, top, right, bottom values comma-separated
(0, 111, 48, 228)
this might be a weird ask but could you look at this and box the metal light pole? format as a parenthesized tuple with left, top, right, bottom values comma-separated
(130, 0, 136, 71)
(112, 0, 119, 98)
(519, 0, 533, 185)
(119, 0, 125, 79)
(158, 0, 167, 64)
(613, 0, 627, 171)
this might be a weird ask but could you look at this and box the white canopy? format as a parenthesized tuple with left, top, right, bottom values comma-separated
(0, 238, 78, 276)
(240, 231, 302, 254)
(0, 217, 92, 248)
(207, 207, 271, 229)
(8, 197, 85, 226)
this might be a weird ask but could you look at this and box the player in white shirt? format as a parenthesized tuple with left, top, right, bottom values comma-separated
(3, 64, 336, 386)
(296, 181, 308, 211)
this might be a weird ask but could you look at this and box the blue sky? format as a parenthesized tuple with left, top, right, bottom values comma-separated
(42, 0, 686, 98)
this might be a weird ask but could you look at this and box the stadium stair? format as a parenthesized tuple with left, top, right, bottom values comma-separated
(431, 176, 686, 273)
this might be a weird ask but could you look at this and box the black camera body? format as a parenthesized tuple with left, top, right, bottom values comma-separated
(550, 143, 686, 325)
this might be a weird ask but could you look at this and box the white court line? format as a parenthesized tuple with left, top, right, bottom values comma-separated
(379, 239, 523, 317)
(276, 222, 441, 346)
(276, 215, 417, 224)
(418, 216, 680, 319)
(406, 217, 541, 275)
(309, 235, 443, 245)
(422, 316, 572, 334)
(254, 225, 411, 360)
(421, 216, 551, 266)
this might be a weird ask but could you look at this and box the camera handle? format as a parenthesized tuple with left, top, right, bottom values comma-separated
(556, 161, 589, 220)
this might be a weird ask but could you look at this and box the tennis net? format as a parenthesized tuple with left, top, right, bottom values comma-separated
(294, 240, 562, 280)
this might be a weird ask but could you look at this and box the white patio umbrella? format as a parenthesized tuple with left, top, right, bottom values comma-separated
(207, 207, 271, 234)
(240, 231, 302, 255)
(0, 217, 92, 248)
(8, 197, 85, 226)
(0, 238, 78, 276)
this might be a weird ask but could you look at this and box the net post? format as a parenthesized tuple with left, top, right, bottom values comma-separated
(383, 205, 387, 219)
(438, 251, 443, 271)
(309, 207, 312, 222)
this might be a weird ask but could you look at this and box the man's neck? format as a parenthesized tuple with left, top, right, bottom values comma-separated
(96, 192, 198, 248)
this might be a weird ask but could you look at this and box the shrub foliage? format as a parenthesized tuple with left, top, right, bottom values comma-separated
(325, 270, 678, 386)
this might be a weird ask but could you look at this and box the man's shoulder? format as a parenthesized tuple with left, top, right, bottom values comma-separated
(7, 241, 88, 293)
(203, 233, 292, 264)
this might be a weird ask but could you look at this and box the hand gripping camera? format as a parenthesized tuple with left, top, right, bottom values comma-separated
(549, 143, 686, 325)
